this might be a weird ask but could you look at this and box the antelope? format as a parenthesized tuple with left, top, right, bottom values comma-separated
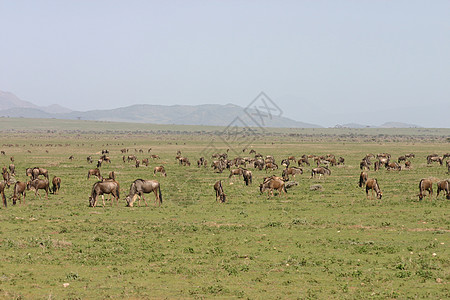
(311, 167, 331, 179)
(142, 158, 149, 166)
(51, 176, 61, 194)
(436, 180, 450, 199)
(214, 180, 226, 203)
(282, 167, 303, 180)
(229, 168, 243, 180)
(259, 177, 286, 198)
(418, 178, 433, 201)
(125, 179, 162, 207)
(11, 181, 27, 205)
(154, 166, 167, 177)
(89, 180, 120, 207)
(27, 178, 50, 200)
(386, 162, 401, 171)
(242, 169, 253, 186)
(359, 171, 368, 187)
(365, 178, 382, 199)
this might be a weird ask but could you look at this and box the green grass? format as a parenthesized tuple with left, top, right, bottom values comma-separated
(0, 119, 449, 299)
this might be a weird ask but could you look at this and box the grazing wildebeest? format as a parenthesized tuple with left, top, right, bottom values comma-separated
(288, 156, 296, 162)
(52, 176, 61, 194)
(97, 159, 103, 168)
(311, 167, 331, 178)
(365, 178, 382, 199)
(259, 177, 286, 198)
(0, 180, 7, 207)
(87, 156, 93, 163)
(11, 181, 27, 205)
(135, 159, 140, 168)
(214, 180, 226, 203)
(359, 171, 368, 187)
(89, 180, 120, 207)
(436, 180, 450, 199)
(265, 163, 278, 172)
(154, 166, 167, 177)
(427, 155, 443, 165)
(69, 155, 74, 161)
(378, 157, 390, 167)
(2, 171, 10, 187)
(249, 149, 256, 155)
(254, 159, 264, 170)
(88, 168, 102, 180)
(127, 155, 137, 162)
(179, 157, 191, 166)
(151, 154, 160, 160)
(101, 149, 109, 155)
(9, 164, 15, 176)
(10, 156, 14, 163)
(418, 178, 433, 201)
(337, 157, 345, 165)
(281, 159, 290, 167)
(229, 168, 243, 180)
(405, 153, 415, 159)
(282, 167, 303, 180)
(374, 161, 381, 171)
(387, 162, 401, 171)
(398, 156, 406, 163)
(125, 179, 162, 207)
(142, 158, 149, 166)
(0, 150, 5, 155)
(26, 167, 48, 180)
(242, 169, 252, 186)
(297, 157, 310, 167)
(27, 178, 49, 200)
(211, 160, 225, 173)
(360, 160, 370, 171)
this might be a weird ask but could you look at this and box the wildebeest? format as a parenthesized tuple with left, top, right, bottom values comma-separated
(282, 167, 303, 180)
(242, 169, 252, 186)
(297, 157, 310, 167)
(386, 162, 401, 171)
(254, 159, 264, 170)
(0, 180, 7, 207)
(151, 154, 160, 160)
(89, 180, 120, 207)
(52, 176, 61, 194)
(88, 168, 102, 180)
(359, 171, 368, 187)
(265, 162, 278, 172)
(69, 155, 74, 161)
(259, 177, 286, 198)
(87, 156, 93, 163)
(11, 181, 27, 205)
(398, 156, 406, 163)
(10, 156, 14, 163)
(311, 167, 331, 178)
(436, 180, 450, 199)
(365, 178, 382, 199)
(281, 159, 290, 167)
(418, 178, 433, 201)
(26, 167, 49, 180)
(337, 157, 345, 165)
(360, 160, 370, 171)
(2, 170, 10, 187)
(9, 164, 15, 176)
(27, 178, 49, 200)
(405, 153, 415, 159)
(404, 161, 411, 169)
(214, 180, 226, 203)
(229, 168, 243, 180)
(125, 179, 162, 207)
(142, 158, 149, 166)
(108, 171, 116, 180)
(374, 161, 381, 171)
(154, 166, 167, 177)
(179, 157, 191, 166)
(427, 155, 443, 165)
(135, 159, 140, 168)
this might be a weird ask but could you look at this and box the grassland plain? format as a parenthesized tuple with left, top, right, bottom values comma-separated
(0, 118, 449, 299)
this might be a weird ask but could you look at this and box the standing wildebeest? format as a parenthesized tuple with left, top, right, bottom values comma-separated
(436, 180, 450, 199)
(427, 155, 443, 165)
(142, 158, 149, 166)
(282, 167, 303, 180)
(405, 153, 415, 159)
(259, 177, 286, 198)
(311, 167, 331, 178)
(52, 176, 61, 194)
(26, 167, 48, 180)
(108, 171, 116, 180)
(229, 168, 243, 180)
(360, 160, 370, 171)
(374, 161, 381, 171)
(281, 159, 290, 167)
(2, 171, 11, 187)
(387, 162, 401, 171)
(297, 156, 310, 167)
(27, 178, 49, 200)
(404, 161, 412, 169)
(11, 181, 27, 205)
(254, 159, 264, 170)
(151, 154, 160, 160)
(242, 169, 252, 186)
(398, 156, 406, 163)
(97, 159, 103, 168)
(10, 156, 14, 163)
(9, 164, 15, 176)
(265, 163, 278, 172)
(418, 178, 433, 201)
(154, 166, 167, 177)
(135, 159, 140, 168)
(337, 157, 345, 165)
(88, 168, 102, 180)
(0, 180, 7, 207)
(89, 180, 120, 207)
(179, 157, 191, 166)
(365, 178, 382, 199)
(69, 155, 74, 161)
(214, 180, 226, 203)
(125, 179, 162, 207)
(87, 156, 93, 163)
(359, 171, 368, 187)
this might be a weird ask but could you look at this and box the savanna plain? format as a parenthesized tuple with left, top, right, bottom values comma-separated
(0, 118, 449, 299)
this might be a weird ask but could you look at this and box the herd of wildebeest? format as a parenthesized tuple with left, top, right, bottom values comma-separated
(0, 148, 449, 209)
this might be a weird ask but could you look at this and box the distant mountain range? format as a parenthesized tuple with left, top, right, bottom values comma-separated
(0, 90, 424, 128)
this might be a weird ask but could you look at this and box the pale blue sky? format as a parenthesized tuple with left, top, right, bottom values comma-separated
(1, 1, 449, 127)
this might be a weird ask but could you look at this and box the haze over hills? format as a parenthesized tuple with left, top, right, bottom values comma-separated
(0, 90, 432, 128)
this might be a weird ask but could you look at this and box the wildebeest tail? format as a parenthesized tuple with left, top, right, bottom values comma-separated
(158, 184, 163, 204)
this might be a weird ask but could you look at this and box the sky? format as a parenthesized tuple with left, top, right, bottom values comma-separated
(1, 1, 449, 127)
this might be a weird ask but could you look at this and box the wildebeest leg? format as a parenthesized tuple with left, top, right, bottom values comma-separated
(102, 195, 105, 207)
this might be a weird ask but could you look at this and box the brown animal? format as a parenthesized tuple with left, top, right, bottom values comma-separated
(359, 171, 368, 187)
(151, 154, 160, 160)
(365, 178, 382, 199)
(337, 157, 345, 165)
(135, 160, 140, 168)
(404, 161, 411, 169)
(88, 168, 102, 180)
(229, 168, 243, 180)
(242, 169, 253, 186)
(418, 178, 433, 201)
(125, 179, 162, 207)
(397, 156, 406, 163)
(259, 177, 286, 198)
(51, 176, 61, 194)
(282, 167, 303, 180)
(387, 162, 401, 171)
(2, 171, 10, 187)
(87, 156, 93, 163)
(108, 171, 116, 180)
(0, 180, 7, 207)
(89, 180, 120, 207)
(27, 178, 49, 200)
(436, 180, 450, 199)
(311, 167, 331, 178)
(9, 164, 15, 176)
(214, 180, 226, 203)
(142, 158, 149, 166)
(154, 166, 167, 177)
(69, 155, 74, 161)
(265, 163, 278, 172)
(11, 181, 27, 205)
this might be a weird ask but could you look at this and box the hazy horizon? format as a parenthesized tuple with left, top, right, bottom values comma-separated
(1, 1, 449, 127)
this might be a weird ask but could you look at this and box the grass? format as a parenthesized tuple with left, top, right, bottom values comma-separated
(0, 118, 449, 299)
